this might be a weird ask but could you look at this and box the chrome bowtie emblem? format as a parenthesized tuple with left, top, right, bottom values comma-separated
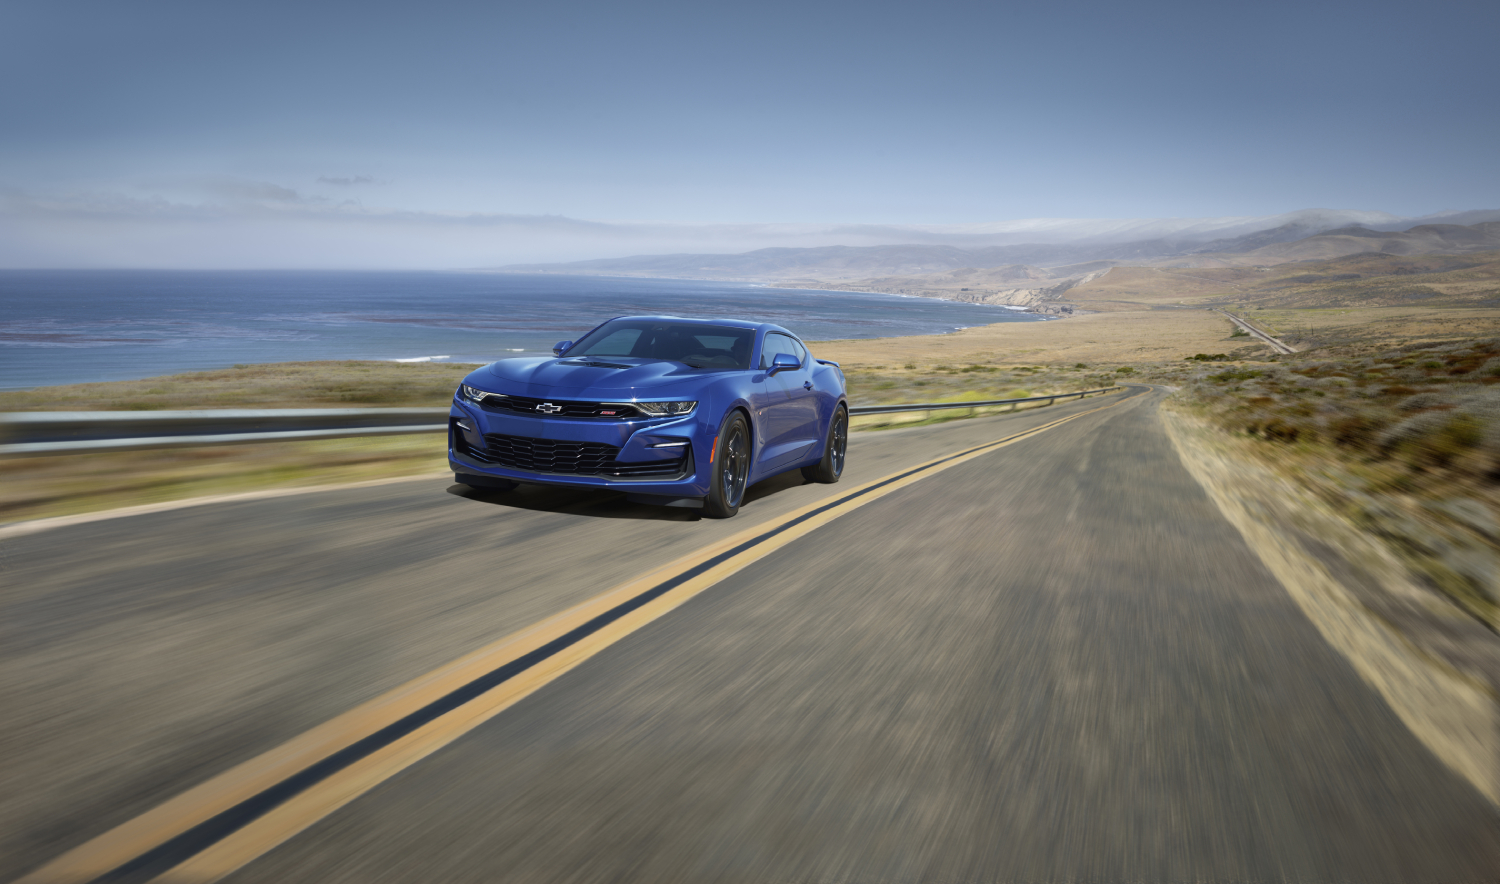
(536, 402, 563, 414)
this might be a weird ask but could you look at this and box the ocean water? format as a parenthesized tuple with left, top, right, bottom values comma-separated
(0, 271, 1045, 390)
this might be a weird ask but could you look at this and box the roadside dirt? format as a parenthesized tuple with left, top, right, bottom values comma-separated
(1162, 405, 1500, 806)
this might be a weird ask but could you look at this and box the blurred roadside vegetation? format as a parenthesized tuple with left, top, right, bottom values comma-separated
(1, 435, 448, 525)
(0, 360, 476, 411)
(1155, 338, 1500, 628)
(0, 362, 476, 521)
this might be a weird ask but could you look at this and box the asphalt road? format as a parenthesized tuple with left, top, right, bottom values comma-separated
(3, 388, 1496, 882)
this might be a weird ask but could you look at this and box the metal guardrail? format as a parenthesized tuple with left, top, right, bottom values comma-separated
(0, 408, 449, 456)
(0, 388, 1120, 456)
(849, 386, 1119, 417)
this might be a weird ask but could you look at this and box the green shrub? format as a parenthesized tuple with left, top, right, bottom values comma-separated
(1209, 368, 1263, 382)
(1115, 366, 1135, 374)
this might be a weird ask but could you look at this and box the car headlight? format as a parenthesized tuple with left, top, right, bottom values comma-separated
(460, 384, 500, 403)
(634, 400, 697, 416)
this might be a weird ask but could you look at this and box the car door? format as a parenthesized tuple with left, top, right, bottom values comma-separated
(756, 332, 820, 468)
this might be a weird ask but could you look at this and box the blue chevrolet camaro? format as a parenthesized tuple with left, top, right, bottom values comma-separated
(449, 316, 849, 517)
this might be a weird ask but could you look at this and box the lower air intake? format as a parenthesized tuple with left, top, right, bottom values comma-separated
(473, 433, 685, 477)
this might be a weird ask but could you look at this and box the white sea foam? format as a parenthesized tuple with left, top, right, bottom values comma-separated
(390, 355, 452, 362)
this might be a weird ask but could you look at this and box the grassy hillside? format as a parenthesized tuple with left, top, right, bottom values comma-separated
(1065, 251, 1500, 312)
(767, 226, 1500, 312)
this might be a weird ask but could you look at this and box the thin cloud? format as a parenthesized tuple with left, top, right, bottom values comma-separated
(196, 178, 302, 203)
(317, 175, 378, 186)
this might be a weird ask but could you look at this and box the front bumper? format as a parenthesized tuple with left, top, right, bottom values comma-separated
(447, 400, 712, 498)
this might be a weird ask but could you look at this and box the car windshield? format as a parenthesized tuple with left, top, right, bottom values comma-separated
(568, 320, 756, 370)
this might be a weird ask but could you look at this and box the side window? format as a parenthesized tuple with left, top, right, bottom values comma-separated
(788, 337, 808, 363)
(760, 333, 801, 369)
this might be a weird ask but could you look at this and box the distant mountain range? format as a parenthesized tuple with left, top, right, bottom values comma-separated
(494, 209, 1500, 280)
(491, 213, 1500, 312)
(1185, 221, 1500, 266)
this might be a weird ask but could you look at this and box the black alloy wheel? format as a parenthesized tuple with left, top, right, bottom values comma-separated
(703, 413, 750, 518)
(803, 405, 848, 484)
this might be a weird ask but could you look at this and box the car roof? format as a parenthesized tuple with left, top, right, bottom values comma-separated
(608, 315, 796, 337)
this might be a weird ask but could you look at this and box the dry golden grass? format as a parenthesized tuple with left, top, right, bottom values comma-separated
(0, 434, 449, 524)
(1241, 306, 1500, 350)
(0, 360, 476, 411)
(816, 308, 1244, 368)
(1063, 266, 1263, 310)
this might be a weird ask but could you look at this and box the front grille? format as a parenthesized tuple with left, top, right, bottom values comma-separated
(473, 433, 686, 477)
(479, 394, 640, 420)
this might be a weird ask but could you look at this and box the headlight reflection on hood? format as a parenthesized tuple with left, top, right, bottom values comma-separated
(634, 400, 697, 416)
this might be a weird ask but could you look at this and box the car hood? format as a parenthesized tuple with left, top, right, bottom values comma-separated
(476, 357, 710, 398)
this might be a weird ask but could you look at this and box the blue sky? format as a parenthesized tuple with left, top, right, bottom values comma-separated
(2, 0, 1497, 266)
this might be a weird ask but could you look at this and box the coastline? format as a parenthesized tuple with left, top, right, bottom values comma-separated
(0, 270, 1035, 391)
(0, 303, 1232, 524)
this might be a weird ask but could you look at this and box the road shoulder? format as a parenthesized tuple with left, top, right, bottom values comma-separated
(1162, 404, 1500, 805)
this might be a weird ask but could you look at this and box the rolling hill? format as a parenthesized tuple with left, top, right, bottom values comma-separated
(491, 214, 1500, 313)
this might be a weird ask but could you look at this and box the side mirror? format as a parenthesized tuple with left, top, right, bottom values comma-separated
(552, 340, 573, 357)
(769, 353, 801, 374)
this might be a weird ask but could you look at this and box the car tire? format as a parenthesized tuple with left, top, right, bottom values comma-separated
(703, 412, 751, 519)
(801, 405, 847, 484)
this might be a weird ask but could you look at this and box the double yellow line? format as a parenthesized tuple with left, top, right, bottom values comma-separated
(21, 390, 1133, 884)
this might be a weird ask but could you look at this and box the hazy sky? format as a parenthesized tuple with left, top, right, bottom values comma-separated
(2, 0, 1497, 266)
